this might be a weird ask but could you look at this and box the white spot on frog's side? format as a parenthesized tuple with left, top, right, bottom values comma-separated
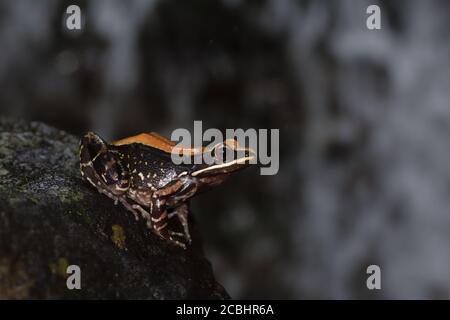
(132, 169, 137, 173)
(138, 172, 145, 181)
(153, 173, 157, 178)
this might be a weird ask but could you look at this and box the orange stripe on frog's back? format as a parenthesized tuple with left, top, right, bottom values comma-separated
(111, 132, 204, 155)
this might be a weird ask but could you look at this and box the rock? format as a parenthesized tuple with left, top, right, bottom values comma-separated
(0, 118, 229, 299)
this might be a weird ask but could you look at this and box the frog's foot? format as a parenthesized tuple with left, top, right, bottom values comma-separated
(153, 226, 187, 249)
(168, 204, 191, 244)
(167, 230, 187, 249)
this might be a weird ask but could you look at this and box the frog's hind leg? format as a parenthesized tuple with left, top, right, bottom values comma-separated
(150, 199, 187, 249)
(168, 203, 191, 244)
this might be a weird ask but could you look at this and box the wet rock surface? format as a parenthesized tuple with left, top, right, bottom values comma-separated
(0, 118, 229, 299)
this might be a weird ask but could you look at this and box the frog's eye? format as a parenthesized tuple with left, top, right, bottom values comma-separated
(104, 164, 121, 185)
(93, 152, 127, 186)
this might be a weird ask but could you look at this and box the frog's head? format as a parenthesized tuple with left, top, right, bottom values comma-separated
(188, 139, 256, 190)
(79, 132, 130, 196)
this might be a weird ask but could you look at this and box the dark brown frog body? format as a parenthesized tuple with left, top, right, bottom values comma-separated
(79, 131, 255, 248)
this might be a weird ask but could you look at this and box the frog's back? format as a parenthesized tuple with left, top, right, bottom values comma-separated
(111, 143, 191, 189)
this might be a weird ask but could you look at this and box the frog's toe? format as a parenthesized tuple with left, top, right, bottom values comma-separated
(168, 230, 184, 237)
(153, 228, 187, 249)
(168, 230, 189, 249)
(170, 229, 191, 244)
(171, 239, 187, 249)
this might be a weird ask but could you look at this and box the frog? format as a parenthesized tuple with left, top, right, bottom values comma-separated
(79, 131, 255, 248)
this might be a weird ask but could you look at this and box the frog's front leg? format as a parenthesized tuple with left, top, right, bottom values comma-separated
(118, 196, 162, 235)
(118, 197, 141, 221)
(117, 196, 153, 222)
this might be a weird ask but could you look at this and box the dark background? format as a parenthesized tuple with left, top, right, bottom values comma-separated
(1, 0, 450, 299)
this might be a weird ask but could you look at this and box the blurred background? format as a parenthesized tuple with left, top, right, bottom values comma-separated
(1, 0, 450, 299)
